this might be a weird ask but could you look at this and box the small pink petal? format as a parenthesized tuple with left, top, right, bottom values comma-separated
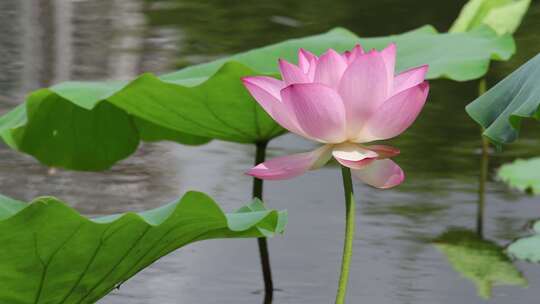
(332, 142, 378, 160)
(332, 143, 379, 170)
(338, 51, 389, 137)
(247, 145, 332, 180)
(366, 145, 400, 159)
(242, 76, 305, 136)
(281, 83, 347, 143)
(380, 43, 397, 95)
(314, 49, 348, 88)
(279, 59, 309, 85)
(356, 81, 429, 142)
(298, 48, 317, 73)
(242, 76, 283, 100)
(336, 158, 376, 170)
(352, 159, 405, 189)
(306, 58, 318, 81)
(393, 65, 429, 95)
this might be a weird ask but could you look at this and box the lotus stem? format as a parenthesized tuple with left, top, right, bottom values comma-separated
(477, 78, 488, 238)
(253, 140, 274, 304)
(336, 166, 356, 304)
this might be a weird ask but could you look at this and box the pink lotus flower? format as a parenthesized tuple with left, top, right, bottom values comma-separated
(242, 44, 429, 188)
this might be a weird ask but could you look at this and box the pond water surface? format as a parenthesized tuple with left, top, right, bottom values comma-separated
(1, 0, 540, 303)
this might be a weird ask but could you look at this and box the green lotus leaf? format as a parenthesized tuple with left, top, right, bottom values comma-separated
(434, 229, 527, 299)
(507, 220, 540, 263)
(0, 192, 287, 304)
(0, 26, 514, 171)
(450, 0, 531, 35)
(166, 25, 514, 81)
(0, 94, 211, 171)
(466, 53, 540, 146)
(498, 157, 540, 194)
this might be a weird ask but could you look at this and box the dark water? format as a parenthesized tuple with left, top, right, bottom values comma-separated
(1, 0, 540, 303)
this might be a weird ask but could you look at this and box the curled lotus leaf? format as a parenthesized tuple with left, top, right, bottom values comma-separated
(0, 192, 287, 304)
(450, 0, 531, 35)
(466, 53, 540, 146)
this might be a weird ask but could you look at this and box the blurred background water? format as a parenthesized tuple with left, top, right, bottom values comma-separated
(0, 0, 540, 303)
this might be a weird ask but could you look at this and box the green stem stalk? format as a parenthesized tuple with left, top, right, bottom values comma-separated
(477, 78, 488, 238)
(252, 141, 273, 304)
(335, 166, 356, 304)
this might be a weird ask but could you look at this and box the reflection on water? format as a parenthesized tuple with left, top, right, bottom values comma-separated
(1, 0, 540, 303)
(433, 229, 527, 299)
